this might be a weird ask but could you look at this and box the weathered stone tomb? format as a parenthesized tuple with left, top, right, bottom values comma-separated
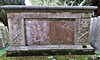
(1, 5, 97, 55)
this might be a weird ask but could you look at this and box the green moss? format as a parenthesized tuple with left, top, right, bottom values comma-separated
(82, 45, 87, 48)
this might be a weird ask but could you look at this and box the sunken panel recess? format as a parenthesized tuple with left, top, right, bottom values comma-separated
(25, 19, 75, 45)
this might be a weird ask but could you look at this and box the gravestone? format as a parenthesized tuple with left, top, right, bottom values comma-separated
(1, 5, 97, 55)
(0, 22, 9, 49)
(90, 17, 100, 51)
(0, 37, 3, 49)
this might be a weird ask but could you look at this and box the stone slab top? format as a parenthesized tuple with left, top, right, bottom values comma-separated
(1, 5, 97, 10)
(6, 45, 94, 51)
(0, 5, 98, 13)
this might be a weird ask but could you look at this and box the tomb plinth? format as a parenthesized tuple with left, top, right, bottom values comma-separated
(1, 5, 97, 55)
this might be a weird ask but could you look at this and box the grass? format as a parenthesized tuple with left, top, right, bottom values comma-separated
(0, 47, 100, 60)
(0, 46, 8, 56)
(0, 55, 93, 60)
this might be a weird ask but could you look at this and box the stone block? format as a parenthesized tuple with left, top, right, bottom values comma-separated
(82, 13, 91, 18)
(4, 6, 97, 55)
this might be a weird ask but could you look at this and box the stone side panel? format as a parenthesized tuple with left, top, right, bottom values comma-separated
(7, 12, 91, 46)
(76, 18, 90, 45)
(8, 18, 24, 45)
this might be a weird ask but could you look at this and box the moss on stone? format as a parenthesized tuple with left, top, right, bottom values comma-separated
(82, 45, 87, 48)
(7, 50, 95, 56)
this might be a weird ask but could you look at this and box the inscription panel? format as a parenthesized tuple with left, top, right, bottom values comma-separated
(25, 19, 75, 45)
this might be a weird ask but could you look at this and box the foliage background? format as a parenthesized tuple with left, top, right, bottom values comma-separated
(30, 0, 92, 6)
(0, 0, 25, 5)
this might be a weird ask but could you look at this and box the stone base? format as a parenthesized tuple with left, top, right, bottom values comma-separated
(6, 45, 94, 56)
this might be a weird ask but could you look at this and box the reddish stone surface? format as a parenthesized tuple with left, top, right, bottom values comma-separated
(51, 21, 74, 45)
(25, 19, 74, 45)
(25, 21, 51, 45)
